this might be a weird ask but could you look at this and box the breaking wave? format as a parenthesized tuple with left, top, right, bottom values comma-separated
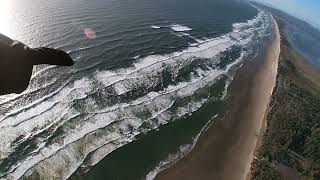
(169, 24, 192, 32)
(145, 114, 218, 180)
(0, 9, 273, 180)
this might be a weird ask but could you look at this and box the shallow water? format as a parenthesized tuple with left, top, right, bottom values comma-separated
(0, 0, 274, 179)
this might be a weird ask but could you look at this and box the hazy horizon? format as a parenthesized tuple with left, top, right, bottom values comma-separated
(253, 0, 320, 30)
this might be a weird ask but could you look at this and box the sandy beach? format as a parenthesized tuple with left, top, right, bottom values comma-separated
(155, 17, 280, 180)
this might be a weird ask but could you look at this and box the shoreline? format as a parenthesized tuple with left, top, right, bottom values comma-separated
(155, 17, 280, 180)
(250, 13, 320, 180)
(244, 17, 280, 180)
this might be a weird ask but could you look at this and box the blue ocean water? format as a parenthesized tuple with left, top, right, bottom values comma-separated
(0, 0, 275, 179)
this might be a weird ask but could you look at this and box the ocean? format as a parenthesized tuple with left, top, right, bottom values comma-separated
(0, 0, 274, 179)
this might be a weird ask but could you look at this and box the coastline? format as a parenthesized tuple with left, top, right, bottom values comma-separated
(244, 17, 280, 180)
(250, 14, 320, 180)
(155, 17, 280, 180)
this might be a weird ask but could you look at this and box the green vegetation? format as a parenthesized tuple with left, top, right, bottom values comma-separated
(251, 42, 320, 179)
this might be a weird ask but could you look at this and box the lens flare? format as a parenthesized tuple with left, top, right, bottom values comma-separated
(84, 28, 96, 39)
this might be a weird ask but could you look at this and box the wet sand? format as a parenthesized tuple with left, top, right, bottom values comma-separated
(155, 17, 280, 180)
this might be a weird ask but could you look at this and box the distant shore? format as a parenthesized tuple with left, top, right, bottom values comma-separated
(155, 17, 280, 180)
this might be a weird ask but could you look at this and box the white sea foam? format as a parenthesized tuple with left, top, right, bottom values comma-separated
(170, 24, 192, 32)
(13, 47, 244, 180)
(151, 25, 161, 29)
(145, 114, 218, 180)
(0, 9, 273, 180)
(151, 24, 192, 32)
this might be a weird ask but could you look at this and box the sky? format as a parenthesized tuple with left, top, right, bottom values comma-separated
(253, 0, 320, 30)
